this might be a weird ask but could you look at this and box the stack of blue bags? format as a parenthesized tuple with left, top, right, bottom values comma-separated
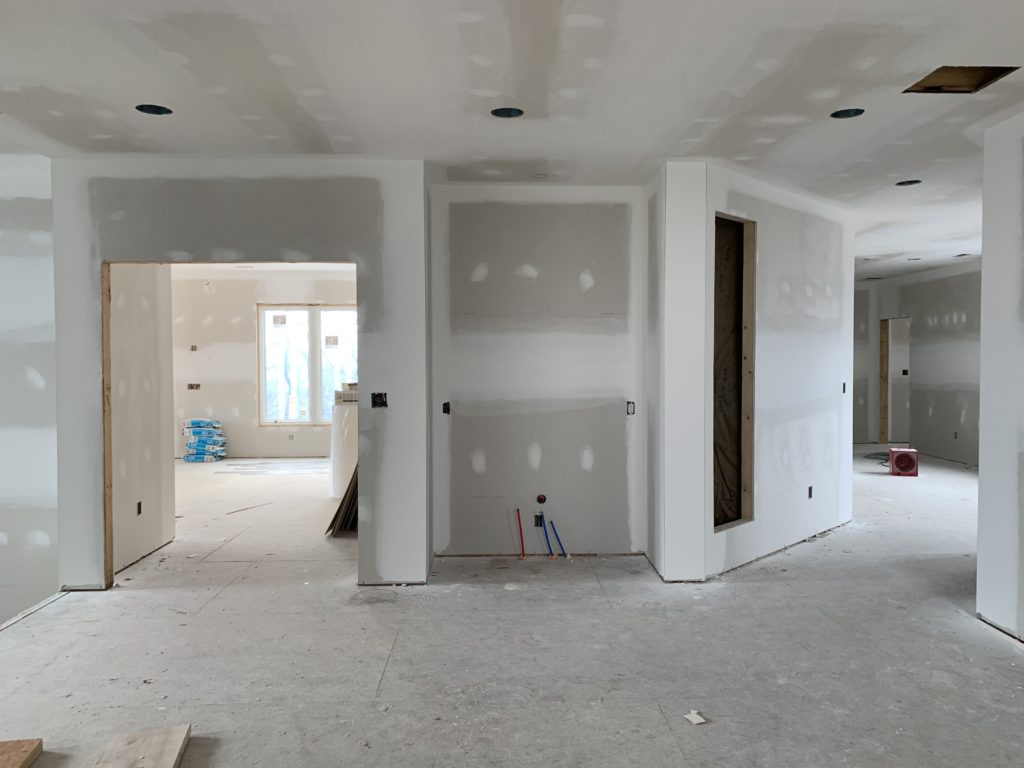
(182, 419, 227, 463)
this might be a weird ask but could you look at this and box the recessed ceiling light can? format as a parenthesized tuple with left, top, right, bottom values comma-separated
(135, 103, 173, 116)
(491, 106, 524, 118)
(830, 108, 865, 119)
(895, 179, 922, 186)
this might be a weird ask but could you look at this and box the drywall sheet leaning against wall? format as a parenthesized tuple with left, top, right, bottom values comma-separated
(446, 399, 629, 555)
(0, 155, 56, 623)
(54, 160, 429, 589)
(448, 202, 630, 332)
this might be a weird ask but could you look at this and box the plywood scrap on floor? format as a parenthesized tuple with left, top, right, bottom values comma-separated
(0, 739, 43, 768)
(94, 725, 190, 768)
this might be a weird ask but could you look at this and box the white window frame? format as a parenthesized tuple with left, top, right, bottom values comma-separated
(257, 303, 356, 427)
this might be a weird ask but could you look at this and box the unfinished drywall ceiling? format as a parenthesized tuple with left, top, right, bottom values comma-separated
(1, 2, 1023, 272)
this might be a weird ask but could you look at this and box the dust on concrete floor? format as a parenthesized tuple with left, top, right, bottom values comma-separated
(1, 453, 1022, 767)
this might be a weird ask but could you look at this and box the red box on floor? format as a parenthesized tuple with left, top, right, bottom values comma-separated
(889, 447, 919, 476)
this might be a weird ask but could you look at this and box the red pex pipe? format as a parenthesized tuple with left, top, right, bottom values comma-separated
(515, 508, 527, 560)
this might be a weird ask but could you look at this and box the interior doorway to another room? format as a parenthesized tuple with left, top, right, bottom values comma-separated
(879, 316, 911, 445)
(102, 262, 359, 586)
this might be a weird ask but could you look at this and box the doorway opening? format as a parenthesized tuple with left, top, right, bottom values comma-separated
(713, 214, 756, 530)
(102, 262, 358, 586)
(878, 316, 910, 445)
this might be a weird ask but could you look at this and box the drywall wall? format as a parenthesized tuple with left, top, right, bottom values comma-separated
(706, 163, 853, 578)
(645, 170, 665, 572)
(901, 271, 980, 463)
(52, 157, 429, 587)
(853, 261, 981, 464)
(170, 265, 357, 458)
(852, 288, 870, 443)
(889, 317, 911, 443)
(431, 185, 645, 556)
(109, 264, 175, 571)
(657, 162, 709, 580)
(0, 155, 56, 623)
(977, 111, 1024, 641)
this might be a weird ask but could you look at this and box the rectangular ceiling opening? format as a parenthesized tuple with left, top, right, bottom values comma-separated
(903, 66, 1019, 94)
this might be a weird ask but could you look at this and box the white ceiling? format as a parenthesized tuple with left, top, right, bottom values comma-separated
(2, 0, 1023, 279)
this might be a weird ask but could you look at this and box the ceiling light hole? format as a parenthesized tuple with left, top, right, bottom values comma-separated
(830, 108, 865, 119)
(491, 106, 524, 119)
(895, 179, 922, 187)
(135, 103, 173, 116)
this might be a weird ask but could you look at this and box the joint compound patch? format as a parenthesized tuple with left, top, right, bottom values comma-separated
(448, 202, 629, 333)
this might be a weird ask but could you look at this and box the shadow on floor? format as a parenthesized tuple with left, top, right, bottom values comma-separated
(890, 552, 977, 613)
(180, 736, 222, 768)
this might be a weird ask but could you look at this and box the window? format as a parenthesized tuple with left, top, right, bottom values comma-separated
(259, 305, 357, 425)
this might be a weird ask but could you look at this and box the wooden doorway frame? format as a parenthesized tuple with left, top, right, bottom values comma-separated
(101, 262, 114, 588)
(879, 318, 889, 445)
(713, 213, 756, 531)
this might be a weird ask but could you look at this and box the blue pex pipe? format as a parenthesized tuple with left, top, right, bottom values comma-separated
(550, 520, 569, 559)
(540, 513, 555, 559)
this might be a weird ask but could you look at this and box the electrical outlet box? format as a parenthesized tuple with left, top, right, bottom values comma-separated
(137, 500, 142, 516)
(534, 514, 543, 528)
(372, 392, 388, 408)
(808, 486, 813, 499)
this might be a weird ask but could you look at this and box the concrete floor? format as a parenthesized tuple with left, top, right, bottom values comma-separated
(1, 452, 1022, 766)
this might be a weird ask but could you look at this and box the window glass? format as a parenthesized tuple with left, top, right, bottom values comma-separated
(319, 308, 358, 422)
(261, 309, 311, 423)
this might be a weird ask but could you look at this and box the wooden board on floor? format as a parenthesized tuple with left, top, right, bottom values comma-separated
(0, 739, 43, 768)
(94, 725, 190, 768)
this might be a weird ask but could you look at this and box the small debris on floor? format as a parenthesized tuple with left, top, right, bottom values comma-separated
(683, 709, 707, 725)
(377, 703, 392, 713)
